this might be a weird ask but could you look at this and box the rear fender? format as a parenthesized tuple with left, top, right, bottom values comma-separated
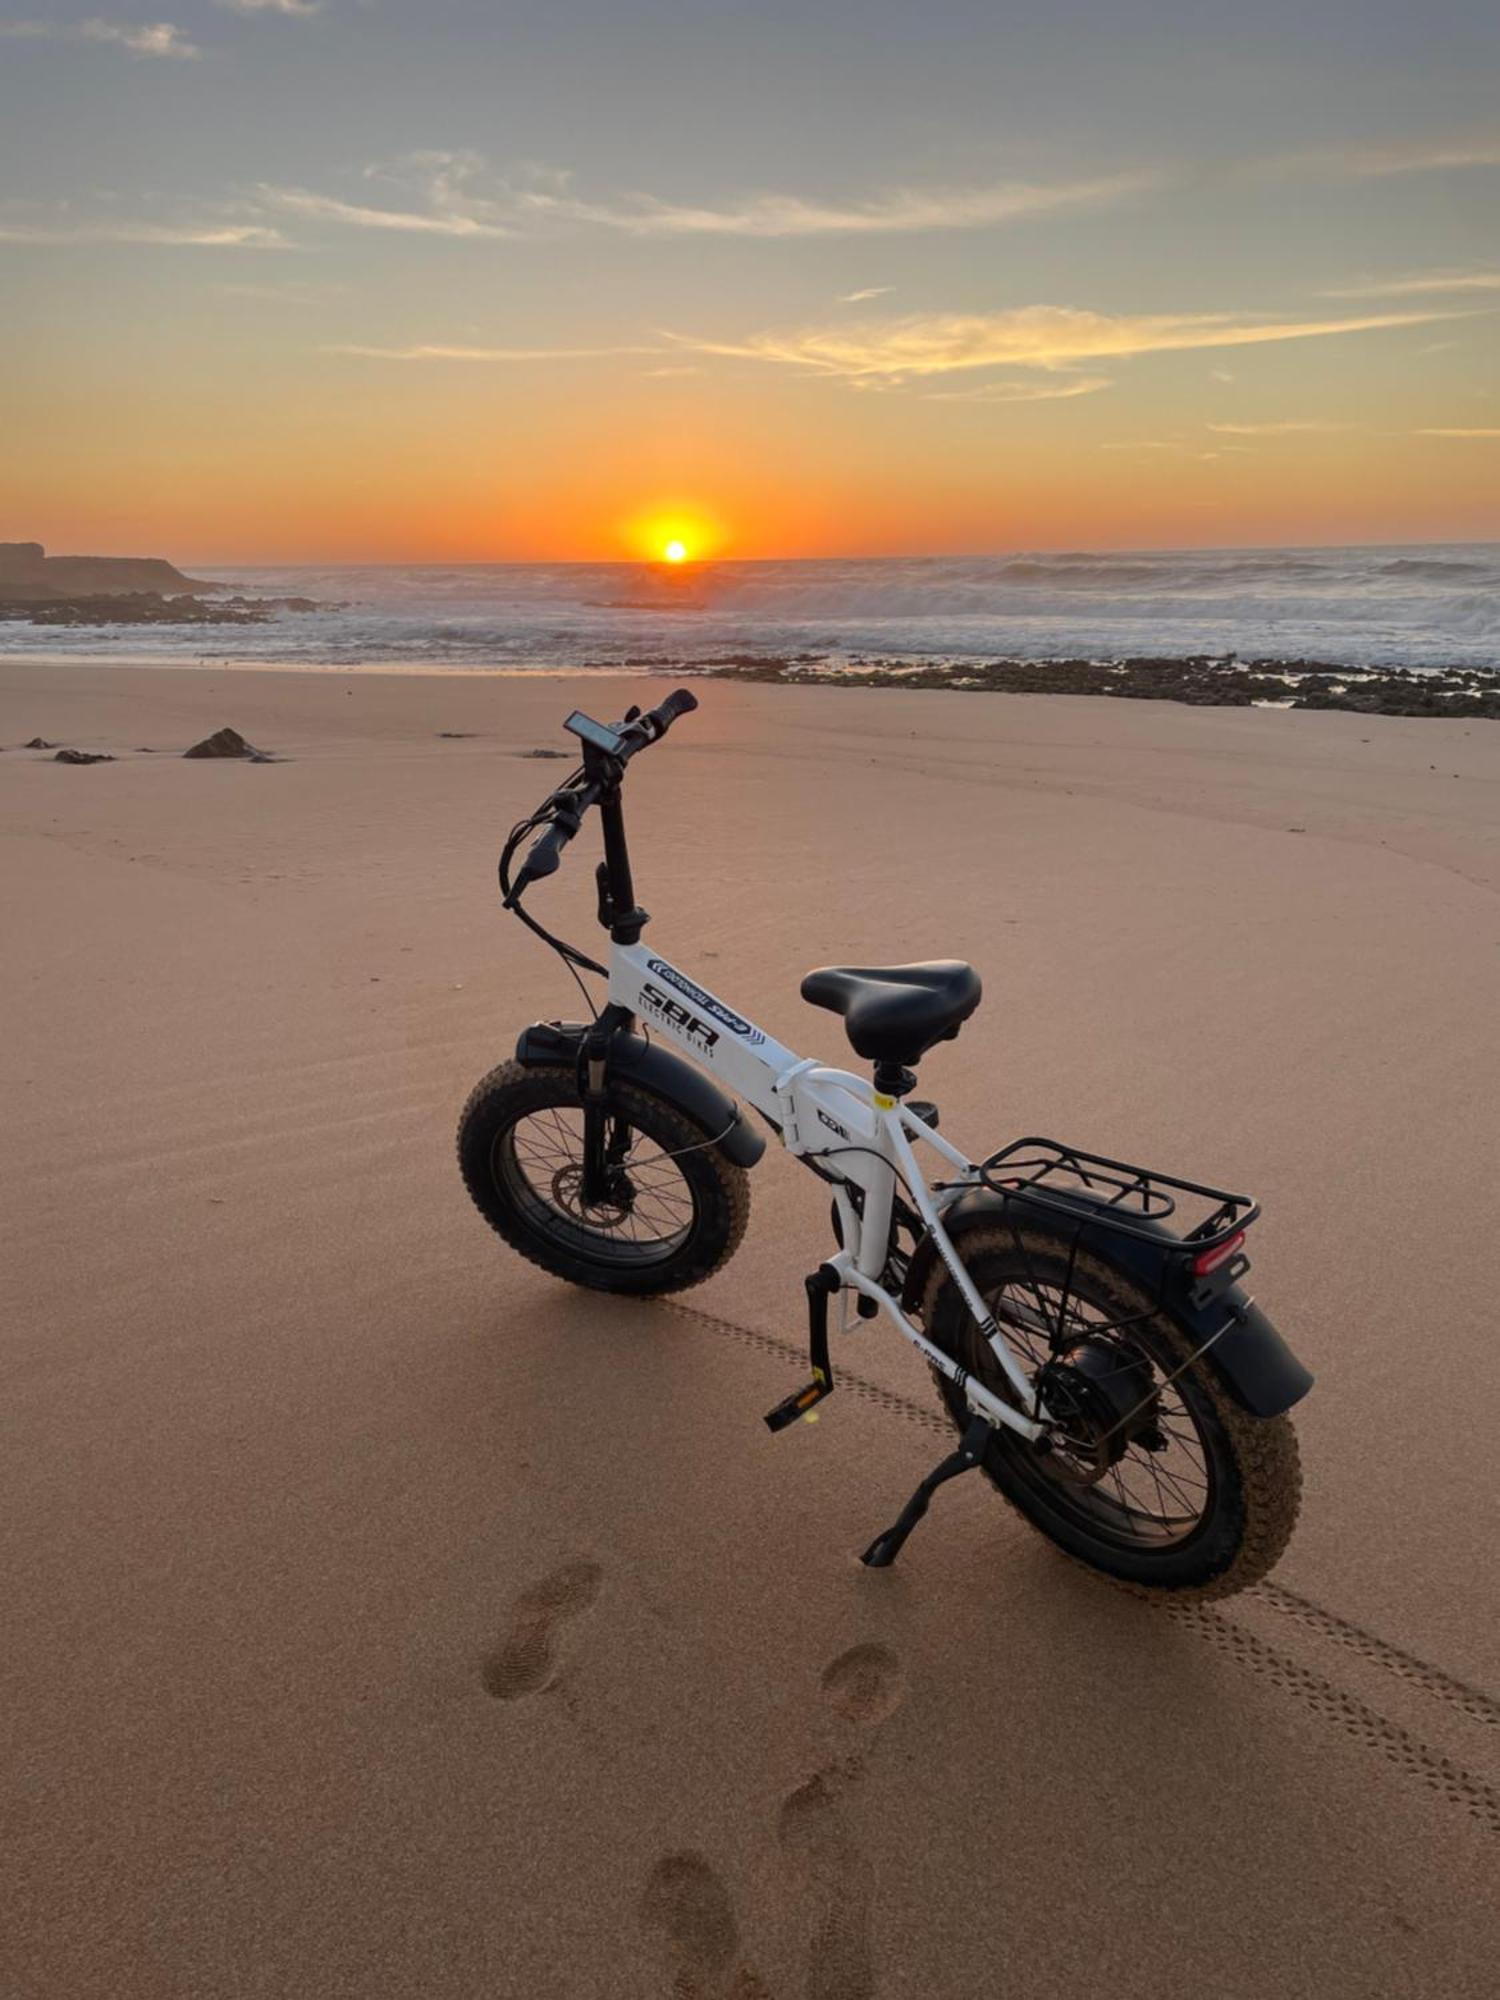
(900, 1185, 1312, 1419)
(514, 1020, 766, 1169)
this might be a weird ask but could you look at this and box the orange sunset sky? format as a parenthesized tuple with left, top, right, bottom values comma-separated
(2, 1, 1497, 563)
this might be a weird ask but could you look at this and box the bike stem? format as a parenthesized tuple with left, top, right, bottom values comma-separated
(595, 775, 650, 947)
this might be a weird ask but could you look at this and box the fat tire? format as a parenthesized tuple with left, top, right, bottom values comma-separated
(919, 1222, 1301, 1600)
(457, 1060, 750, 1296)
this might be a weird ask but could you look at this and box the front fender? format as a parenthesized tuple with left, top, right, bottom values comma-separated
(901, 1185, 1312, 1419)
(514, 1020, 766, 1169)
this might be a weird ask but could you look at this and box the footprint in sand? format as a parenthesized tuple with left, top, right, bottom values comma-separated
(818, 1645, 906, 1730)
(773, 1644, 905, 1999)
(638, 1852, 773, 1999)
(776, 1776, 876, 2000)
(639, 1646, 906, 1997)
(481, 1557, 602, 1701)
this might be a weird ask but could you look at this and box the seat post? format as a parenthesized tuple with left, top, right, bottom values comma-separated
(872, 1060, 918, 1101)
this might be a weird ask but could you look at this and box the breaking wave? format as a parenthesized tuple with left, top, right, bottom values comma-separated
(3, 542, 1496, 672)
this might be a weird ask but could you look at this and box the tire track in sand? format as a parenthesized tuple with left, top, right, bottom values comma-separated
(661, 1297, 1500, 1834)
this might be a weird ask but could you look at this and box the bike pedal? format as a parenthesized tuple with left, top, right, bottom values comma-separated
(764, 1370, 833, 1432)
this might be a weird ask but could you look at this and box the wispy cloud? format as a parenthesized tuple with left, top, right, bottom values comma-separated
(215, 0, 319, 13)
(258, 186, 515, 238)
(1209, 368, 1235, 383)
(1206, 419, 1352, 435)
(1337, 137, 1500, 177)
(673, 305, 1459, 384)
(1263, 134, 1500, 180)
(326, 342, 665, 362)
(839, 286, 894, 304)
(260, 153, 1154, 243)
(923, 375, 1112, 404)
(0, 218, 284, 246)
(0, 18, 200, 57)
(1321, 269, 1500, 299)
(1414, 427, 1500, 438)
(1100, 438, 1254, 461)
(507, 172, 1153, 239)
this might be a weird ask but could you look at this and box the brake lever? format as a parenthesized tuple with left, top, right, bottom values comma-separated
(546, 790, 585, 831)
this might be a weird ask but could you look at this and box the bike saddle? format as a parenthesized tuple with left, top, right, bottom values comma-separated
(800, 960, 982, 1065)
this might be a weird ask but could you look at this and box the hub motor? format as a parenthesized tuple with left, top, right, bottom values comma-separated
(1036, 1339, 1163, 1482)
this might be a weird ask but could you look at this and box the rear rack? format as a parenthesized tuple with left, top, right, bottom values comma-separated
(974, 1137, 1259, 1259)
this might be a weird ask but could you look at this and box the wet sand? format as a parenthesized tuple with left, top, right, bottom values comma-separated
(3, 660, 1497, 1997)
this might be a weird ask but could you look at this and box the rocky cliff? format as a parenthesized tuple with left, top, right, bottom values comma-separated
(0, 542, 223, 601)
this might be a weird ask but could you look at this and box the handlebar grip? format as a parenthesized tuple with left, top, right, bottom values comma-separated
(639, 686, 698, 742)
(520, 819, 572, 884)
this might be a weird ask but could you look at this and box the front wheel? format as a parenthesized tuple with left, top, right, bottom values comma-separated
(919, 1221, 1302, 1598)
(457, 1060, 750, 1296)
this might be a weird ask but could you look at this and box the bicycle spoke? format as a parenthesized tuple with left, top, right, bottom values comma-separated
(500, 1102, 695, 1263)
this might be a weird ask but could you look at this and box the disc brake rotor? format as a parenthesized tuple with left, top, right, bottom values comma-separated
(550, 1161, 635, 1227)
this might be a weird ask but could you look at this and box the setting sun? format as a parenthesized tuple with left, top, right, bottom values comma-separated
(620, 505, 726, 565)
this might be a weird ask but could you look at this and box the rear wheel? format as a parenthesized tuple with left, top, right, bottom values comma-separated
(457, 1061, 750, 1295)
(919, 1221, 1301, 1598)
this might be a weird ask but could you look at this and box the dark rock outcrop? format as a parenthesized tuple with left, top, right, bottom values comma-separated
(53, 748, 114, 765)
(0, 547, 325, 624)
(0, 541, 222, 602)
(183, 727, 277, 762)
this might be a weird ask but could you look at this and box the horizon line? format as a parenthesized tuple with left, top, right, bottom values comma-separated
(133, 532, 1500, 568)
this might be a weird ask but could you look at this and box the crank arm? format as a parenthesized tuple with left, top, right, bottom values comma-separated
(765, 1369, 834, 1432)
(764, 1264, 839, 1433)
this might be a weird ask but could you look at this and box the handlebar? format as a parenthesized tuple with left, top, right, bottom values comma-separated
(505, 687, 698, 900)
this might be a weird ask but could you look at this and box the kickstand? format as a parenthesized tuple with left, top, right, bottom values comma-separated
(861, 1414, 994, 1568)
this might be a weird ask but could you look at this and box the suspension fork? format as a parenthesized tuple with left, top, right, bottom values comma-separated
(579, 1002, 634, 1204)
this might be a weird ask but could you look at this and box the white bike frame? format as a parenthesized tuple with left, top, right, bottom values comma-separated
(608, 940, 1048, 1441)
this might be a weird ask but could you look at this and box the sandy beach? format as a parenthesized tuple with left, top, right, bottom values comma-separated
(3, 659, 1497, 1999)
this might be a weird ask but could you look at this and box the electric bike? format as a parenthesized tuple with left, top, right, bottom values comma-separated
(458, 691, 1310, 1595)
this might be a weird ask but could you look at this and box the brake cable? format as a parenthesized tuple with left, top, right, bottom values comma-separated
(497, 784, 608, 1010)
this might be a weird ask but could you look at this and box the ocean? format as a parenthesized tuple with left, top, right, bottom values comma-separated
(4, 543, 1496, 674)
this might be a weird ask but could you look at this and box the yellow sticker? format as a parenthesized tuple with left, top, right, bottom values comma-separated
(873, 1093, 895, 1109)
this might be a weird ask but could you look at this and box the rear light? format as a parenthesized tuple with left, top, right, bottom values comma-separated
(1192, 1232, 1246, 1278)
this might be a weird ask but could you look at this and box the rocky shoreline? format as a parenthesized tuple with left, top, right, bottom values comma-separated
(683, 652, 1500, 719)
(0, 591, 324, 628)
